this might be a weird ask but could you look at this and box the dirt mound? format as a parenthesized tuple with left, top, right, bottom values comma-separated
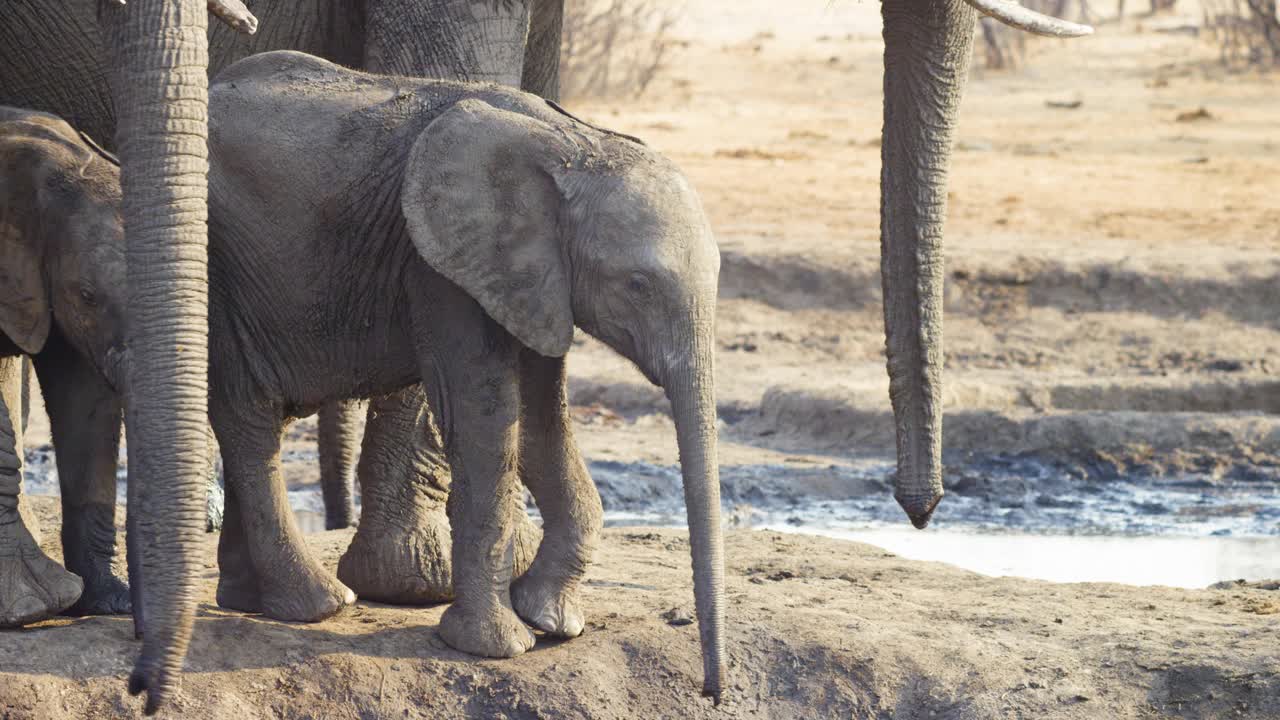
(1, 497, 1278, 719)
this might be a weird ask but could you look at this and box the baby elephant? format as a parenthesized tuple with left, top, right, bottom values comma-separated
(208, 51, 725, 695)
(0, 106, 367, 628)
(0, 108, 129, 623)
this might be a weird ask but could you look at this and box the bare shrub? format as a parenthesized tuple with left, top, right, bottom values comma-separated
(560, 0, 681, 100)
(1203, 0, 1280, 66)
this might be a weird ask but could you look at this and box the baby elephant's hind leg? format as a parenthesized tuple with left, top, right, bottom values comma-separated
(511, 351, 602, 638)
(212, 396, 353, 621)
(317, 399, 362, 530)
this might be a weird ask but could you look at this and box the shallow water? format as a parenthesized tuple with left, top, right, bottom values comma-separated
(602, 508, 1280, 589)
(24, 448, 1280, 588)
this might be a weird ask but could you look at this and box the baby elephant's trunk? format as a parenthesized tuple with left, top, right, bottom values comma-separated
(662, 329, 725, 700)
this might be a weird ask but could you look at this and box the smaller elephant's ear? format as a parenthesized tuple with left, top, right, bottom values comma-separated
(401, 99, 576, 358)
(0, 236, 49, 355)
(0, 127, 52, 354)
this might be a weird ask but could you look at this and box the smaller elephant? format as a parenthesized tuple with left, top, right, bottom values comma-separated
(0, 106, 365, 627)
(207, 51, 726, 696)
(0, 107, 130, 624)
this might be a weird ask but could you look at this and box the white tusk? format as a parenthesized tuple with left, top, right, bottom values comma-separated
(964, 0, 1094, 37)
(208, 0, 259, 35)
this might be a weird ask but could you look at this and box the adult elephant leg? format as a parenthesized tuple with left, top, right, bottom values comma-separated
(33, 344, 130, 616)
(317, 399, 363, 530)
(879, 0, 979, 528)
(102, 0, 213, 710)
(0, 355, 83, 626)
(521, 0, 563, 99)
(338, 385, 540, 604)
(511, 351, 601, 638)
(338, 386, 454, 603)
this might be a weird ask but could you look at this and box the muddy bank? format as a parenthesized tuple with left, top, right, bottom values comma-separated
(1, 497, 1278, 719)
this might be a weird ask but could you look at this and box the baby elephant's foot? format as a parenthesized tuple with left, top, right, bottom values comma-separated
(338, 508, 452, 604)
(260, 564, 354, 622)
(0, 521, 83, 626)
(439, 599, 536, 658)
(67, 572, 131, 617)
(511, 571, 584, 638)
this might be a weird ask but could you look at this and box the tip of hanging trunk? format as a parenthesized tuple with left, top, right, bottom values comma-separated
(896, 491, 943, 529)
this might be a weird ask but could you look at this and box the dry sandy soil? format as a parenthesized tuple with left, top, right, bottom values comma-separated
(8, 0, 1280, 717)
(1, 497, 1278, 719)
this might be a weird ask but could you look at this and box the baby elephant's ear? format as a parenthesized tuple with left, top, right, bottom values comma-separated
(401, 99, 576, 358)
(0, 236, 49, 355)
(0, 129, 51, 354)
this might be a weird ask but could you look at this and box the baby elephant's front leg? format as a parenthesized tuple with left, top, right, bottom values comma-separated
(430, 326, 534, 659)
(511, 351, 602, 638)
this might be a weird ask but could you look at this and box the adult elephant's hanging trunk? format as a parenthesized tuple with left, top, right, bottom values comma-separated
(104, 0, 212, 713)
(880, 0, 978, 528)
(879, 1, 1089, 529)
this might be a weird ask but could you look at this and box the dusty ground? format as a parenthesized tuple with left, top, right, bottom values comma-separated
(1, 496, 1278, 719)
(9, 1, 1280, 718)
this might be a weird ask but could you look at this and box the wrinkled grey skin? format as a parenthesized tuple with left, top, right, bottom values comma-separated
(205, 51, 722, 682)
(0, 109, 132, 623)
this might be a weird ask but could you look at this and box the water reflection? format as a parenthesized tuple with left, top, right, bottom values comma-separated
(761, 525, 1280, 589)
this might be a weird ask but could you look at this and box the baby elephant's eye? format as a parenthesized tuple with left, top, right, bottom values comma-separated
(627, 272, 654, 300)
(79, 287, 98, 307)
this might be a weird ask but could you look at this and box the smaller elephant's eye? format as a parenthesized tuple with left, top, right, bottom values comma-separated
(627, 272, 654, 300)
(79, 286, 97, 307)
